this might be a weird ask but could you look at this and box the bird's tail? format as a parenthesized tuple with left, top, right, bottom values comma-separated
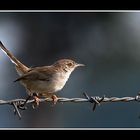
(0, 41, 29, 75)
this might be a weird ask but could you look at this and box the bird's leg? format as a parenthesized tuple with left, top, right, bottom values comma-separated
(51, 95, 58, 105)
(33, 93, 41, 107)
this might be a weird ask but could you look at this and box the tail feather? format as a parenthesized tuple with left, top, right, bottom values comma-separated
(0, 41, 29, 75)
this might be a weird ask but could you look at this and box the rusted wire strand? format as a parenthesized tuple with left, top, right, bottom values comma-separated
(0, 92, 140, 119)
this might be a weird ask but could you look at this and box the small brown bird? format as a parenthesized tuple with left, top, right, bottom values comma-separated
(0, 41, 84, 106)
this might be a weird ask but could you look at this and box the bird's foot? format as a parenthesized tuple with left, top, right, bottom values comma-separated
(52, 95, 58, 105)
(32, 93, 41, 109)
(33, 96, 41, 106)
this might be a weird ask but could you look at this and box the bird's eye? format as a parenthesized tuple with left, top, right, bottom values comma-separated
(67, 62, 73, 67)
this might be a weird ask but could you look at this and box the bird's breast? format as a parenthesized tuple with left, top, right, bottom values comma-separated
(52, 71, 71, 92)
(21, 71, 72, 94)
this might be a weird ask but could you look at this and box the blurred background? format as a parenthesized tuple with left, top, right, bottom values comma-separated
(0, 11, 140, 128)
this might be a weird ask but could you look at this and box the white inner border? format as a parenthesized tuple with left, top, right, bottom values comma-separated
(0, 10, 140, 12)
(0, 10, 139, 130)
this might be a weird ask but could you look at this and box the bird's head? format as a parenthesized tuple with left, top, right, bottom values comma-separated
(53, 59, 85, 73)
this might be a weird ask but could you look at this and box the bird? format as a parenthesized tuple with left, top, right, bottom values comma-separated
(0, 41, 84, 106)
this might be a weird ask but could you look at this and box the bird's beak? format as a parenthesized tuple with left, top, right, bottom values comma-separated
(76, 63, 85, 67)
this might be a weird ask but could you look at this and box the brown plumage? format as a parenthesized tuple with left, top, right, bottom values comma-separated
(0, 41, 84, 105)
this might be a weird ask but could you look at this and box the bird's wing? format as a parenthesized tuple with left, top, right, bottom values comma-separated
(14, 68, 53, 82)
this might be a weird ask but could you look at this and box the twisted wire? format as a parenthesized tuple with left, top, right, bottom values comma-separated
(0, 92, 140, 119)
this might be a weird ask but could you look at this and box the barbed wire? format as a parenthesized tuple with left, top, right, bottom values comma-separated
(1, 92, 140, 119)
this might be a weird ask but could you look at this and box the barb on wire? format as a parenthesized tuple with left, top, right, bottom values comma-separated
(0, 92, 140, 119)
